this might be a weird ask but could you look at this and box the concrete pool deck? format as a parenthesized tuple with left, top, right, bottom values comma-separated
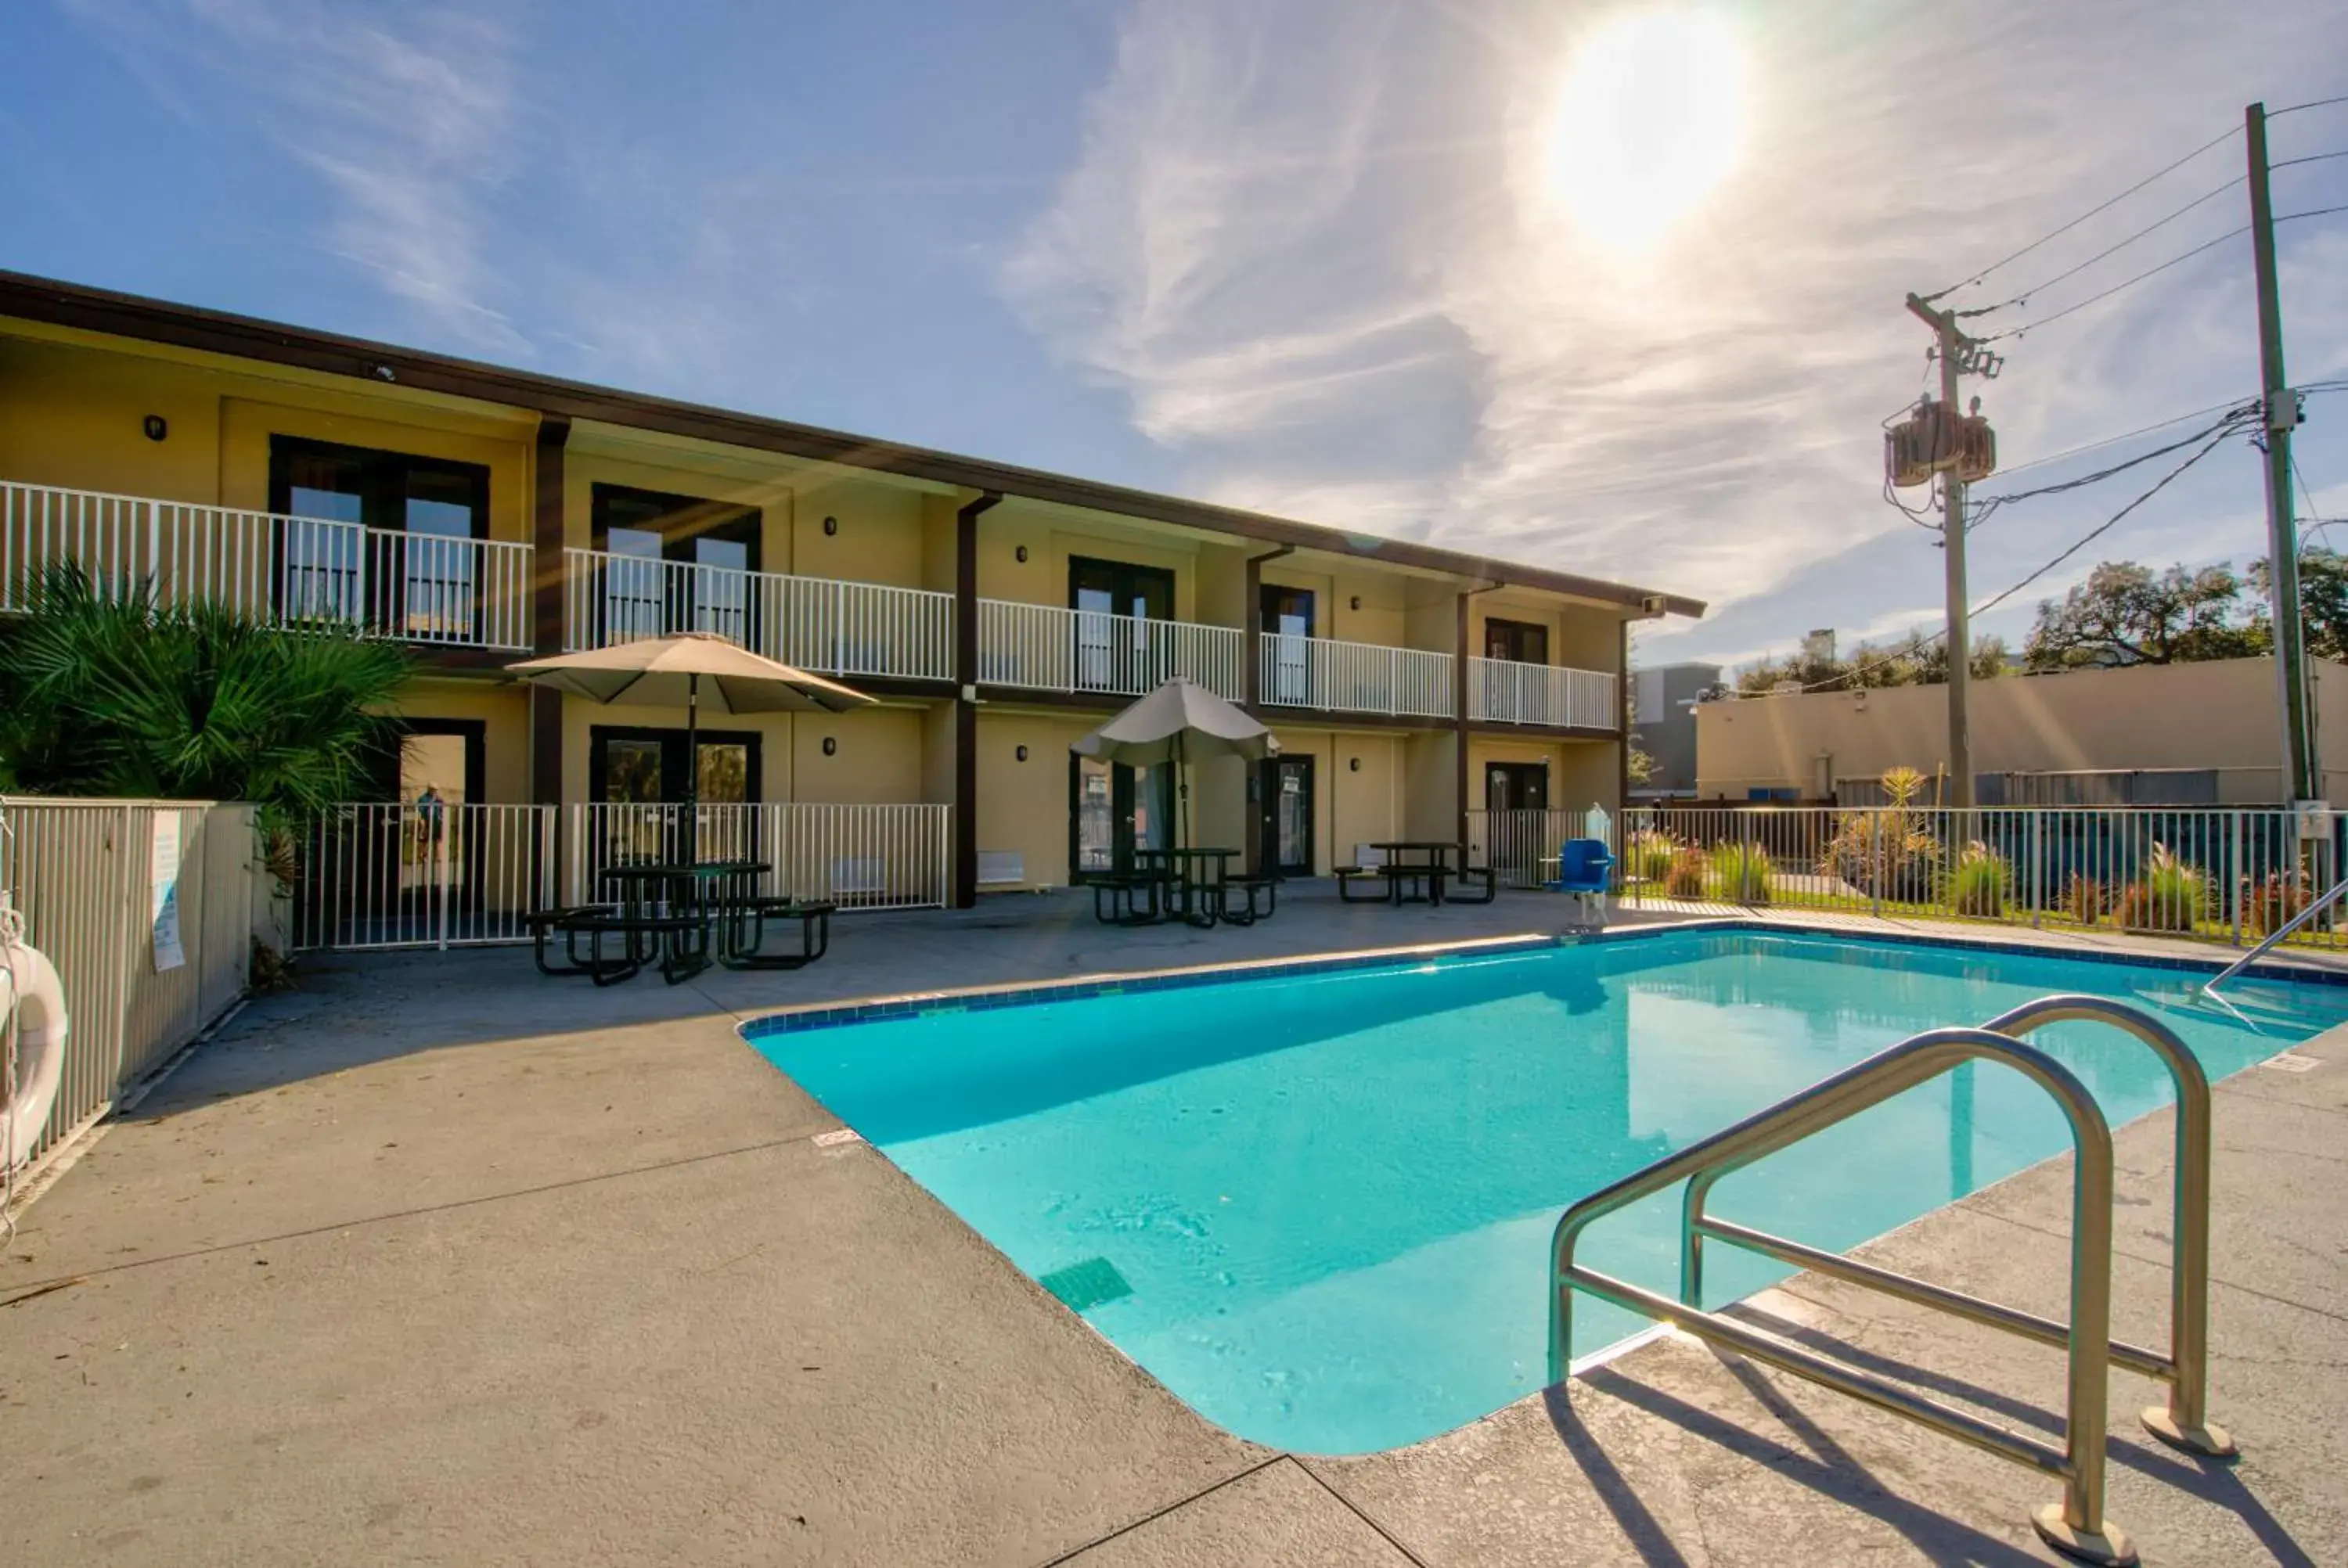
(4, 886, 2346, 1564)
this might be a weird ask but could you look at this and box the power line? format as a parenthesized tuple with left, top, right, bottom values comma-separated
(2277, 203, 2348, 225)
(2271, 148, 2348, 170)
(1990, 396, 2259, 480)
(2272, 93, 2348, 117)
(1954, 175, 2243, 318)
(1979, 225, 2248, 342)
(1922, 122, 2239, 301)
(1968, 424, 2243, 619)
(1970, 403, 2262, 527)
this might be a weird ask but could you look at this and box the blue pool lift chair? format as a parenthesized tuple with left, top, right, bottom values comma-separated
(1547, 838, 1616, 930)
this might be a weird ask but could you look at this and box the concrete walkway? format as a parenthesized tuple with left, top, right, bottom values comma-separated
(4, 888, 2343, 1564)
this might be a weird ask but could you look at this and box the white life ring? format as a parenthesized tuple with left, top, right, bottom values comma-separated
(2, 938, 67, 1172)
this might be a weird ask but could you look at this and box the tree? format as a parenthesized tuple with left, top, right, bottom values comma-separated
(2247, 548, 2348, 661)
(0, 569, 415, 822)
(1734, 631, 2007, 695)
(2023, 562, 2267, 671)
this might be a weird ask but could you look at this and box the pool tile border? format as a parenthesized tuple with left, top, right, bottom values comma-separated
(739, 915, 2348, 1042)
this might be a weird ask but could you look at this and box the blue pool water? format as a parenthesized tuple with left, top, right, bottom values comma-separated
(745, 930, 2348, 1455)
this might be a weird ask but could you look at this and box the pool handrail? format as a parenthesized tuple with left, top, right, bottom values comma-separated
(1677, 994, 2231, 1460)
(2202, 868, 2348, 998)
(1550, 1025, 2137, 1565)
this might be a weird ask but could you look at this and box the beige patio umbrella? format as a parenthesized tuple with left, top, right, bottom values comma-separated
(506, 632, 873, 848)
(1071, 677, 1279, 849)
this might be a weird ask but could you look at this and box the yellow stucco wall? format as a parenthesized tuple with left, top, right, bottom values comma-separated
(555, 696, 936, 805)
(1695, 657, 2348, 804)
(1262, 728, 1405, 873)
(394, 679, 533, 803)
(974, 708, 1099, 889)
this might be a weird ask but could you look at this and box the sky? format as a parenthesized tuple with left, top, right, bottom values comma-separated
(5, 0, 2347, 675)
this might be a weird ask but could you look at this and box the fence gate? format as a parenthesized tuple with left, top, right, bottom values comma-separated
(293, 804, 555, 951)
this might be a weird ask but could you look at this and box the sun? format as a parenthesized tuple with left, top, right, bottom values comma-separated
(1547, 9, 1746, 250)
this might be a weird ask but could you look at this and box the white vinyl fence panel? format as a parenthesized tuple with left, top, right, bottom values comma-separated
(1, 799, 256, 1167)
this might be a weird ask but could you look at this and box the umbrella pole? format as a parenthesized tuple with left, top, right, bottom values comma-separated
(685, 671, 700, 864)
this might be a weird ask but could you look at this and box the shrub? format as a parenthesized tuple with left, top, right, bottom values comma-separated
(1624, 828, 1679, 885)
(1709, 840, 1774, 904)
(2062, 874, 2107, 926)
(1818, 766, 1941, 900)
(1945, 841, 2012, 918)
(2245, 872, 2311, 938)
(1663, 846, 1709, 898)
(2116, 843, 2206, 933)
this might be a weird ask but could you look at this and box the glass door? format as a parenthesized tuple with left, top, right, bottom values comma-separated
(1262, 755, 1314, 876)
(1070, 556, 1176, 692)
(1261, 584, 1315, 706)
(1070, 755, 1176, 879)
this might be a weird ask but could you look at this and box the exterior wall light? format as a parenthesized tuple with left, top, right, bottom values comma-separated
(1016, 745, 1029, 761)
(823, 516, 839, 536)
(1016, 545, 1029, 563)
(1350, 595, 1361, 610)
(822, 736, 838, 757)
(142, 414, 168, 442)
(1350, 757, 1362, 772)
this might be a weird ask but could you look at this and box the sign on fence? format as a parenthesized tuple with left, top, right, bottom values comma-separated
(150, 811, 185, 972)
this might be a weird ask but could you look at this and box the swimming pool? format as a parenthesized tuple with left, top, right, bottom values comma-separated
(744, 926, 2348, 1455)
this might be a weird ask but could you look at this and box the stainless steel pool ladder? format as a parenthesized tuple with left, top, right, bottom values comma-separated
(1547, 995, 2230, 1568)
(2203, 868, 2348, 998)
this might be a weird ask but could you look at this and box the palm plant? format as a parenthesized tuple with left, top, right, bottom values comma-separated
(1818, 764, 1942, 901)
(0, 568, 413, 828)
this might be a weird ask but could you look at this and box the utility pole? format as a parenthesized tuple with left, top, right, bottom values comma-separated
(1905, 293, 1981, 807)
(2247, 101, 2319, 804)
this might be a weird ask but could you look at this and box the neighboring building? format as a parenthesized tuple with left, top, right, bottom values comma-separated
(1630, 661, 1721, 797)
(0, 270, 1705, 904)
(1695, 656, 2348, 804)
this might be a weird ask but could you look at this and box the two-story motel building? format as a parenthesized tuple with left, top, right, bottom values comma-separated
(0, 270, 1703, 908)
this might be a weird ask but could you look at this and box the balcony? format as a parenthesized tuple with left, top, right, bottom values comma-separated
(1257, 633, 1454, 719)
(978, 601, 1244, 699)
(563, 548, 954, 682)
(1466, 656, 1619, 729)
(2, 479, 533, 650)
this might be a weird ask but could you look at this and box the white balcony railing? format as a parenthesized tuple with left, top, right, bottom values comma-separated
(2, 480, 532, 649)
(1257, 633, 1453, 718)
(978, 600, 1244, 699)
(1467, 656, 1619, 729)
(563, 548, 953, 682)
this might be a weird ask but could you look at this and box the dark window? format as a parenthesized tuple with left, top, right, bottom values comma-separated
(268, 437, 489, 635)
(1484, 617, 1549, 664)
(589, 484, 763, 646)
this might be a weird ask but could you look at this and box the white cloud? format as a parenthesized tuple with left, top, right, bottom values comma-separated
(68, 0, 527, 353)
(1003, 0, 2348, 649)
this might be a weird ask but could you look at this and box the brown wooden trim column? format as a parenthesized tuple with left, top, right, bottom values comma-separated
(953, 491, 1001, 908)
(1242, 545, 1292, 873)
(1454, 591, 1471, 847)
(1616, 617, 1633, 816)
(531, 415, 571, 807)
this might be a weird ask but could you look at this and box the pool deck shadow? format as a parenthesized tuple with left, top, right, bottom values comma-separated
(5, 899, 2347, 1564)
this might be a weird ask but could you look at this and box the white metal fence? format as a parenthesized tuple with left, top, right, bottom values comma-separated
(1467, 808, 1601, 889)
(979, 600, 1245, 699)
(567, 803, 950, 912)
(1259, 633, 1454, 717)
(1616, 804, 2348, 950)
(291, 804, 556, 951)
(1, 799, 257, 1167)
(562, 548, 954, 681)
(287, 801, 953, 950)
(2, 479, 532, 649)
(1466, 657, 1618, 729)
